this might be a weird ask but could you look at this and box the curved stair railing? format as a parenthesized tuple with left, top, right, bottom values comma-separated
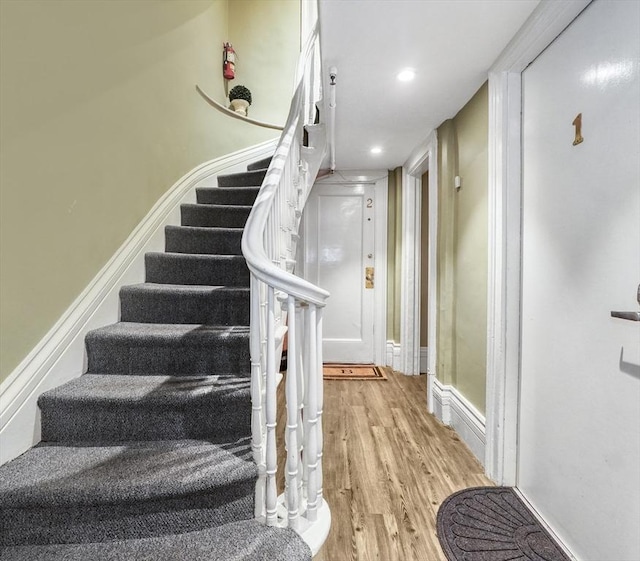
(241, 17, 331, 553)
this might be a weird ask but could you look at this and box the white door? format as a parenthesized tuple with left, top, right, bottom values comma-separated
(519, 2, 640, 560)
(303, 183, 375, 363)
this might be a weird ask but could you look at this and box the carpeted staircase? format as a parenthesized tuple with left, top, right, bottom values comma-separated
(0, 158, 312, 561)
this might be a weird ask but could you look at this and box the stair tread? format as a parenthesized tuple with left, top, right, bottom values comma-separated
(217, 168, 267, 187)
(182, 203, 253, 210)
(39, 374, 250, 406)
(0, 520, 311, 561)
(87, 322, 250, 342)
(121, 283, 250, 295)
(147, 251, 246, 261)
(0, 438, 255, 508)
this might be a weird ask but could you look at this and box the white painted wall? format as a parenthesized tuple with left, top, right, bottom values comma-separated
(519, 2, 640, 559)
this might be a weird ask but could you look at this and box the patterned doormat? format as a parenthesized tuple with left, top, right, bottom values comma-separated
(437, 487, 571, 561)
(322, 364, 388, 380)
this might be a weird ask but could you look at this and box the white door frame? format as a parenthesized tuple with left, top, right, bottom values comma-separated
(484, 0, 591, 485)
(402, 131, 438, 408)
(311, 170, 388, 366)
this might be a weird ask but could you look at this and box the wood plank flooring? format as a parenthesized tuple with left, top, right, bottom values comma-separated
(277, 370, 493, 560)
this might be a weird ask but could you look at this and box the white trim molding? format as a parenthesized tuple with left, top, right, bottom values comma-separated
(485, 0, 591, 485)
(386, 340, 402, 372)
(433, 378, 486, 465)
(0, 140, 278, 465)
(402, 130, 438, 411)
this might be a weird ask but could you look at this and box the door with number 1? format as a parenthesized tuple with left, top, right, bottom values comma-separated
(303, 183, 375, 364)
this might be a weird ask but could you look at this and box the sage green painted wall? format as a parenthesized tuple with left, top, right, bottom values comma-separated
(228, 0, 300, 126)
(436, 82, 488, 413)
(0, 0, 299, 382)
(386, 167, 403, 343)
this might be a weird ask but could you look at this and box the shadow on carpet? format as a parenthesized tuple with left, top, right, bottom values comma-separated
(437, 487, 571, 561)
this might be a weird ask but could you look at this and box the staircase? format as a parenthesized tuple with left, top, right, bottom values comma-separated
(0, 158, 312, 560)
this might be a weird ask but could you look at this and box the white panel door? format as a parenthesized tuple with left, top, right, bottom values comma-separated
(303, 183, 375, 363)
(520, 2, 640, 560)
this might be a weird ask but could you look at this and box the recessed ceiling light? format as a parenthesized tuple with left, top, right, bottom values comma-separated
(397, 68, 416, 82)
(370, 146, 382, 155)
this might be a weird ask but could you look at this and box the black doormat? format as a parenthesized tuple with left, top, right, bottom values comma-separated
(437, 487, 571, 561)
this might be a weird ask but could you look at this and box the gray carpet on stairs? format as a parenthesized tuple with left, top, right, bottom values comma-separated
(0, 157, 312, 560)
(1, 520, 310, 561)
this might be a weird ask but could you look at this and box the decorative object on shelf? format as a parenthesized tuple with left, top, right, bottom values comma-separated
(229, 85, 252, 116)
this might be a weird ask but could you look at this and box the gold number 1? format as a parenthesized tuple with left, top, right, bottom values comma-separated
(572, 113, 584, 146)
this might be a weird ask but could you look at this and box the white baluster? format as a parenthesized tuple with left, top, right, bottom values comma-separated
(285, 295, 300, 530)
(305, 304, 319, 522)
(250, 275, 266, 520)
(295, 302, 306, 505)
(316, 306, 324, 506)
(265, 286, 278, 526)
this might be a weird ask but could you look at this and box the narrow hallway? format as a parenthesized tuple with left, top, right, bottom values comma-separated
(280, 371, 492, 560)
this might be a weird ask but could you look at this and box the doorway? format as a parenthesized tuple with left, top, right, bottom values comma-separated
(518, 1, 640, 558)
(301, 172, 388, 365)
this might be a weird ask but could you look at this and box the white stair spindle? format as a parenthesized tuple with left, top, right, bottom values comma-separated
(250, 275, 266, 520)
(265, 286, 278, 526)
(316, 306, 324, 505)
(306, 304, 319, 522)
(285, 295, 300, 529)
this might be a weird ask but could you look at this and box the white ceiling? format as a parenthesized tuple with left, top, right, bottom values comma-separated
(319, 0, 540, 170)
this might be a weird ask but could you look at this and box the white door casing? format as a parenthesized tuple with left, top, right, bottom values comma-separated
(485, 0, 591, 486)
(519, 2, 640, 559)
(302, 172, 387, 364)
(403, 130, 438, 394)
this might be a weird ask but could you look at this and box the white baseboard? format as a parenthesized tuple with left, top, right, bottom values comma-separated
(420, 346, 428, 373)
(0, 140, 278, 466)
(386, 340, 402, 372)
(432, 378, 486, 465)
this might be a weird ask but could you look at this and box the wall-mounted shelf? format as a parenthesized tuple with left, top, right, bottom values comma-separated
(195, 85, 284, 131)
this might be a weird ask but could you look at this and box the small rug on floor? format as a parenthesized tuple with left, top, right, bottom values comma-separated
(323, 364, 388, 380)
(437, 487, 571, 561)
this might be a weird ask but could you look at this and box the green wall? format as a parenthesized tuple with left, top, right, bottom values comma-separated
(229, 0, 300, 125)
(386, 167, 403, 343)
(436, 82, 488, 413)
(0, 0, 300, 382)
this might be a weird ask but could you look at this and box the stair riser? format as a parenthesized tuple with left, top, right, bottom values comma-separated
(181, 205, 251, 228)
(0, 484, 254, 546)
(145, 254, 249, 287)
(40, 400, 251, 443)
(86, 335, 250, 376)
(120, 289, 250, 325)
(164, 226, 242, 255)
(196, 188, 259, 206)
(217, 169, 266, 187)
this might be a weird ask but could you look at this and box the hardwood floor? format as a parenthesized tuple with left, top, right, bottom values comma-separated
(278, 370, 493, 560)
